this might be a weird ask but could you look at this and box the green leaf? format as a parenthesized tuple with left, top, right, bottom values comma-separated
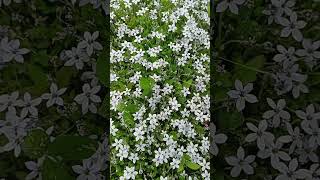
(177, 163, 184, 173)
(308, 73, 320, 85)
(31, 50, 50, 67)
(195, 124, 205, 135)
(212, 170, 224, 180)
(123, 111, 135, 128)
(234, 55, 265, 83)
(186, 161, 201, 170)
(215, 72, 233, 87)
(42, 156, 75, 180)
(56, 67, 76, 87)
(0, 159, 13, 176)
(26, 25, 60, 48)
(48, 135, 97, 160)
(217, 110, 243, 129)
(27, 64, 48, 95)
(214, 87, 228, 102)
(15, 171, 28, 180)
(181, 154, 191, 162)
(116, 102, 126, 111)
(98, 96, 109, 118)
(96, 51, 109, 87)
(183, 79, 193, 88)
(22, 129, 49, 159)
(139, 77, 155, 96)
(125, 103, 138, 113)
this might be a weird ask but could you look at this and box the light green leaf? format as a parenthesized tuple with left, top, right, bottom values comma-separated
(177, 163, 184, 173)
(139, 77, 155, 96)
(186, 161, 201, 170)
(183, 79, 193, 88)
(123, 111, 135, 128)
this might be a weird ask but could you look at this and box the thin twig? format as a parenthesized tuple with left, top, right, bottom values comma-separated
(218, 57, 272, 75)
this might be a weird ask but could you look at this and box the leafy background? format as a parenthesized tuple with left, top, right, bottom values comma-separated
(212, 0, 320, 179)
(0, 0, 109, 179)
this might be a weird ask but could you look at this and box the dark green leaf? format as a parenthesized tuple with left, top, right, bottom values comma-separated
(56, 67, 76, 87)
(96, 51, 109, 87)
(217, 110, 243, 129)
(27, 64, 48, 95)
(22, 129, 49, 159)
(42, 157, 75, 180)
(48, 135, 97, 160)
(234, 55, 265, 83)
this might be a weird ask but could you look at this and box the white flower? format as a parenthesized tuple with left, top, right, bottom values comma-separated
(41, 83, 67, 107)
(123, 167, 138, 180)
(278, 12, 306, 42)
(116, 145, 129, 161)
(72, 158, 103, 180)
(128, 153, 139, 164)
(0, 91, 23, 113)
(20, 92, 42, 116)
(111, 0, 210, 178)
(135, 143, 146, 152)
(170, 158, 180, 169)
(169, 97, 181, 111)
(78, 31, 103, 56)
(74, 83, 101, 114)
(112, 138, 123, 151)
(0, 37, 30, 63)
(181, 87, 190, 97)
(133, 126, 145, 141)
(111, 73, 119, 82)
(25, 157, 44, 180)
(64, 44, 89, 70)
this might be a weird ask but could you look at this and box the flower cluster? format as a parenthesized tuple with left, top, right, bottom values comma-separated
(111, 0, 210, 179)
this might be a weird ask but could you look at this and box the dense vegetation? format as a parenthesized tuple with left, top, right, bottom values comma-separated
(0, 0, 109, 179)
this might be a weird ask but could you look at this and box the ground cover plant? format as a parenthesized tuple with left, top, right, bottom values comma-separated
(110, 0, 210, 179)
(212, 0, 320, 179)
(0, 0, 109, 179)
(1, 0, 320, 179)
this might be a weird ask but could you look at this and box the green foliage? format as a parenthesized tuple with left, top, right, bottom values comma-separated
(216, 110, 243, 129)
(26, 64, 49, 95)
(234, 55, 266, 83)
(98, 96, 109, 118)
(96, 51, 109, 87)
(139, 77, 155, 96)
(186, 161, 201, 170)
(56, 67, 76, 87)
(0, 0, 108, 179)
(42, 157, 75, 180)
(213, 0, 320, 179)
(22, 129, 49, 159)
(123, 111, 135, 128)
(47, 135, 97, 160)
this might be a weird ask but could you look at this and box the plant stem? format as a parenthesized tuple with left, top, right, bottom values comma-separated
(218, 57, 271, 75)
